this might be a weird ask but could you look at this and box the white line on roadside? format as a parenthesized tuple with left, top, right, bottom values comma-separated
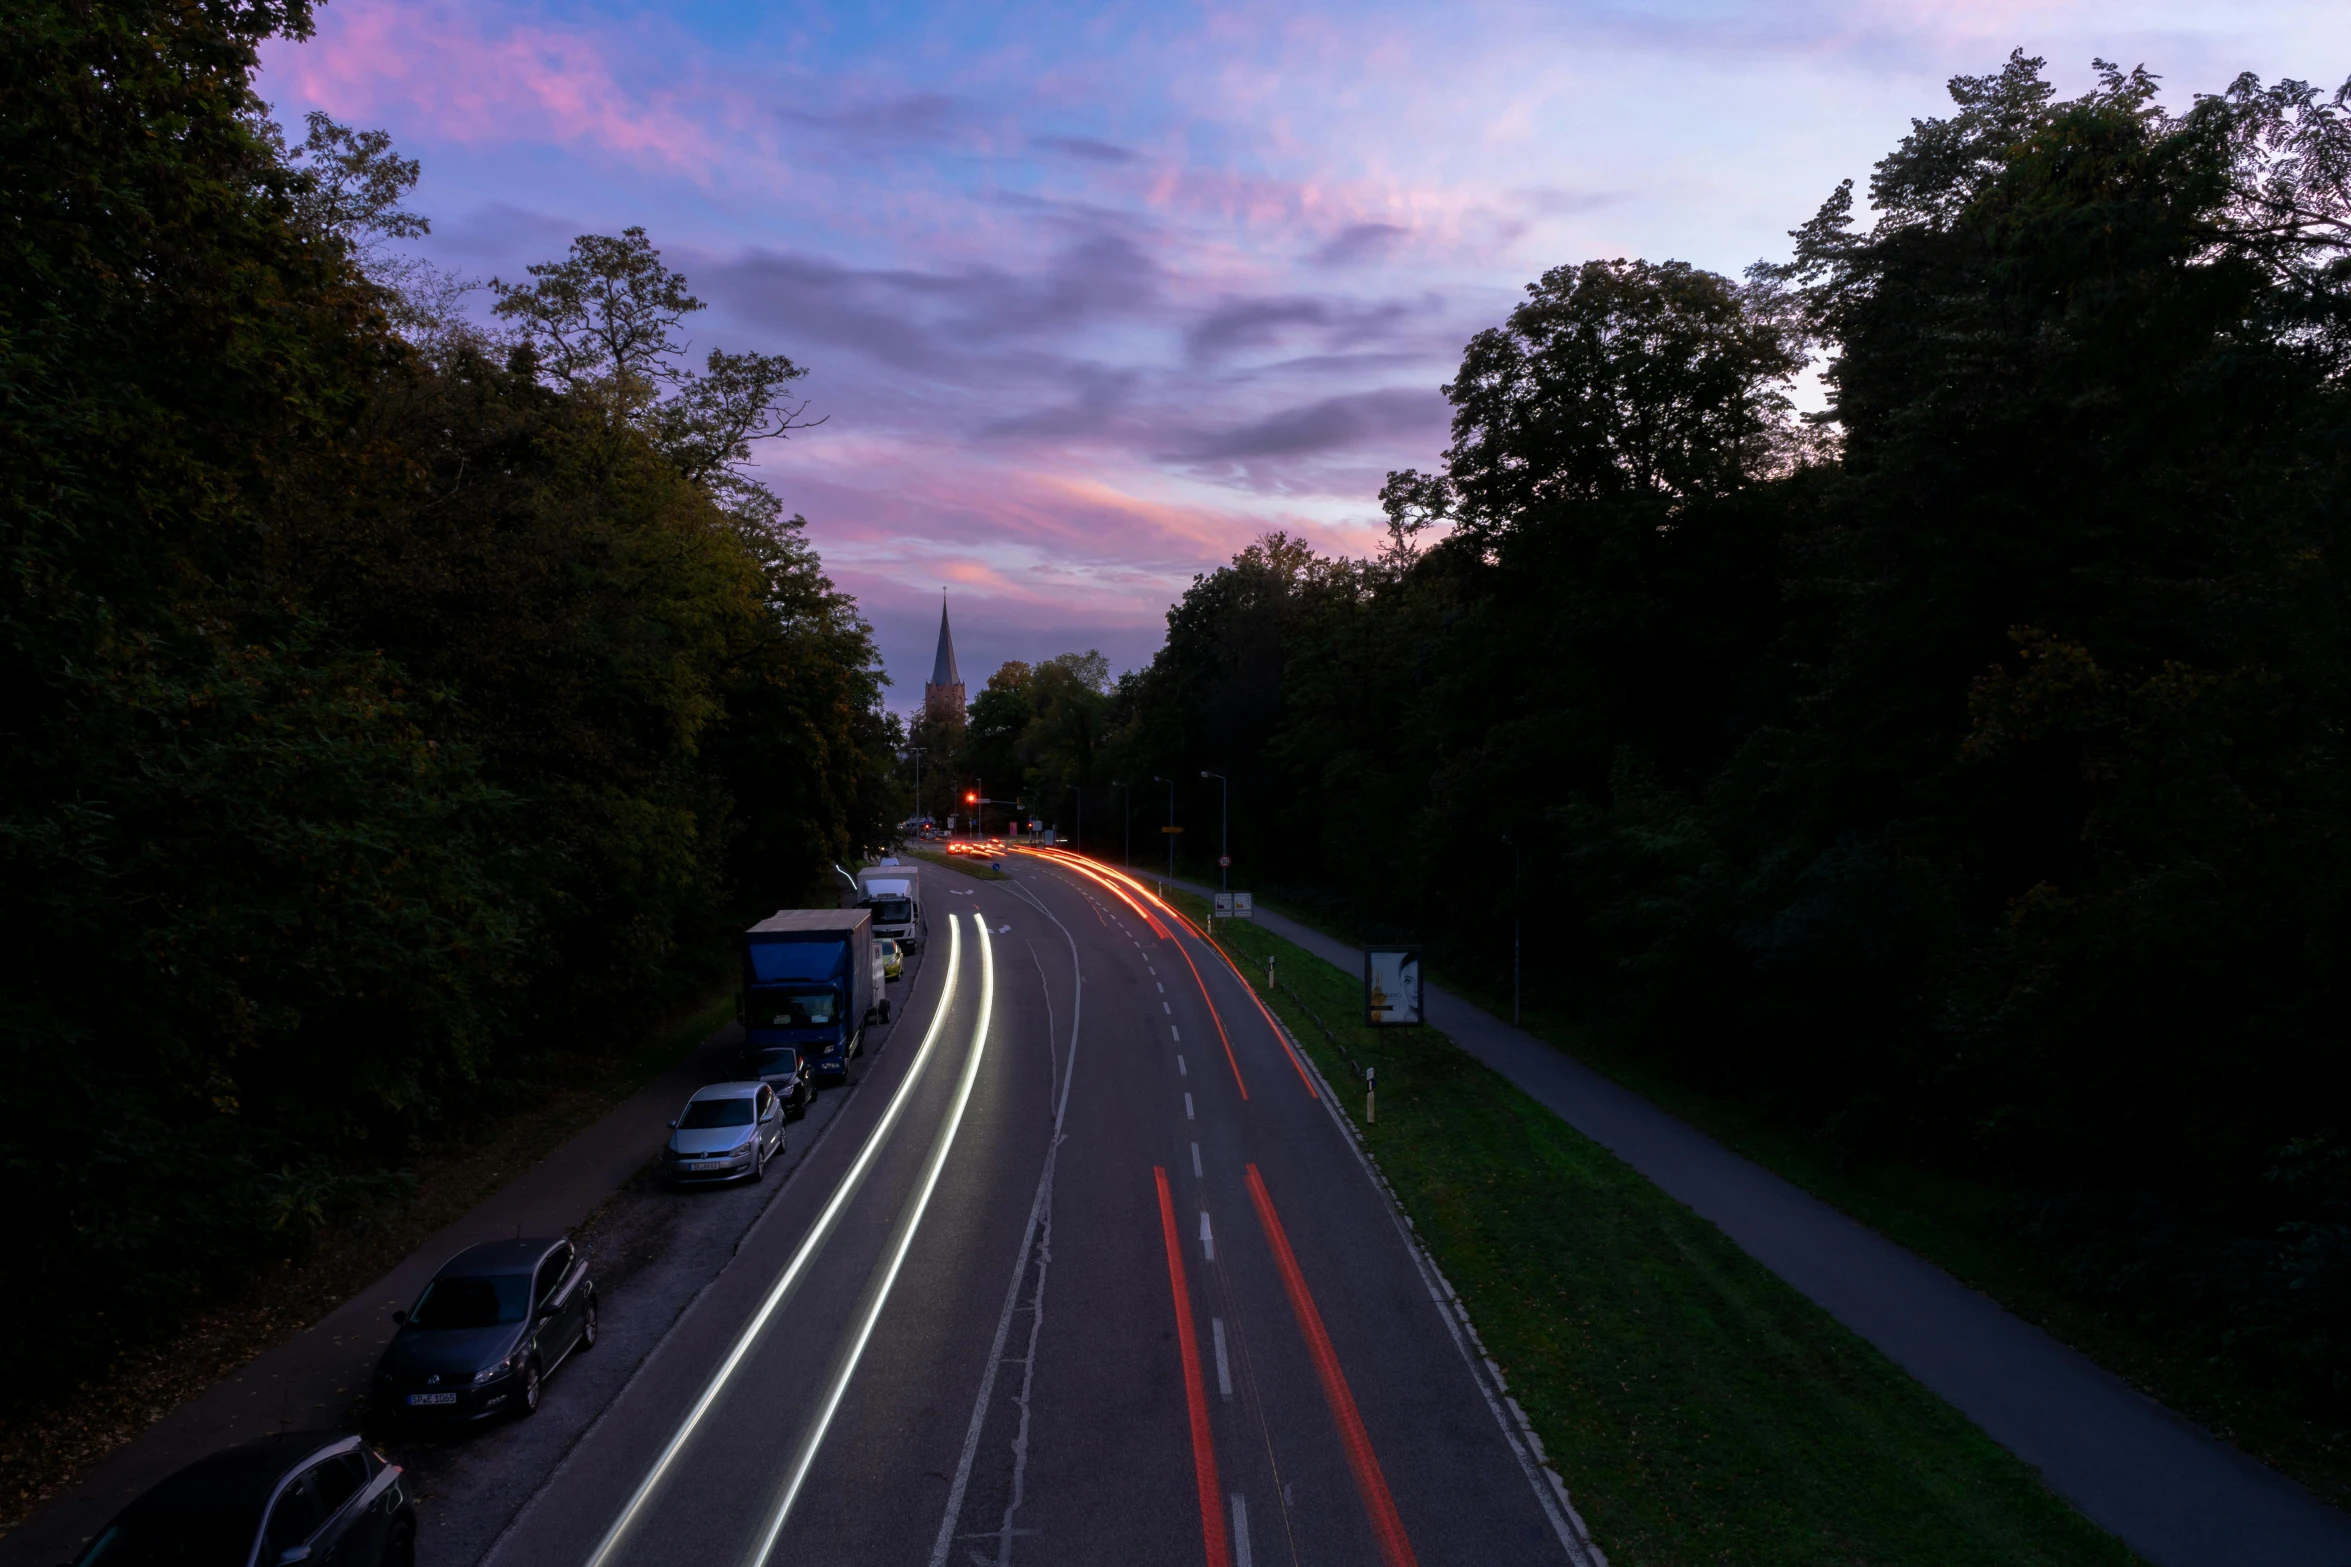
(748, 915, 998, 1566)
(1231, 1493, 1253, 1567)
(1199, 1210, 1214, 1261)
(1185, 1092, 1195, 1121)
(579, 917, 964, 1567)
(1191, 1142, 1203, 1178)
(1164, 1001, 1173, 1014)
(1177, 1055, 1187, 1076)
(1212, 1317, 1233, 1397)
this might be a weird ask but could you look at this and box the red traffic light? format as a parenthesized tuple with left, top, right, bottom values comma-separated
(964, 791, 978, 804)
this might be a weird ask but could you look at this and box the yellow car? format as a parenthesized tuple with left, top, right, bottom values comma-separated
(878, 937, 905, 982)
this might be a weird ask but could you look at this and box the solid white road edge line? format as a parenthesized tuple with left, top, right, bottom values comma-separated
(1282, 1002, 1609, 1567)
(579, 916, 965, 1567)
(748, 914, 998, 1566)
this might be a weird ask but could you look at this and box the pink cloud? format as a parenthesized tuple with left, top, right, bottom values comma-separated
(268, 1, 728, 173)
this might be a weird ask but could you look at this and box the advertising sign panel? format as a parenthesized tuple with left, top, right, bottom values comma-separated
(1364, 947, 1423, 1026)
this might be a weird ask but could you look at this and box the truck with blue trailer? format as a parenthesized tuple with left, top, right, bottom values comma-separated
(740, 909, 877, 1083)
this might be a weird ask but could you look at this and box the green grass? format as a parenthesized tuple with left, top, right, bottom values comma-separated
(907, 846, 1008, 881)
(1217, 885, 2351, 1511)
(1170, 890, 2138, 1567)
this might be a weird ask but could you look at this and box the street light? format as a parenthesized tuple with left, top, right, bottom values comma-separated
(908, 746, 926, 830)
(1503, 832, 1520, 1026)
(1151, 776, 1176, 883)
(1200, 771, 1227, 893)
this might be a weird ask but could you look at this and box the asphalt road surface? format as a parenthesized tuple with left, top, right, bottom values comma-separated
(468, 854, 1587, 1567)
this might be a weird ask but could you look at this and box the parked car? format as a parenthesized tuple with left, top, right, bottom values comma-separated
(878, 936, 904, 982)
(736, 1044, 812, 1116)
(372, 1237, 596, 1424)
(663, 1081, 784, 1183)
(70, 1430, 416, 1567)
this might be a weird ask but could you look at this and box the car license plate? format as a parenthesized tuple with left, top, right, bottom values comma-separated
(407, 1392, 458, 1406)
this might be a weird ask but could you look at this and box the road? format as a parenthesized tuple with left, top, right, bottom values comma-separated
(1199, 881, 2351, 1567)
(469, 853, 1589, 1567)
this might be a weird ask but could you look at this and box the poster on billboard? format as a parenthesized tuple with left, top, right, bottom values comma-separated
(1364, 947, 1423, 1026)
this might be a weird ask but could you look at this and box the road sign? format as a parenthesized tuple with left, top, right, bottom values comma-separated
(1364, 947, 1423, 1026)
(1215, 892, 1254, 920)
(1217, 854, 1231, 867)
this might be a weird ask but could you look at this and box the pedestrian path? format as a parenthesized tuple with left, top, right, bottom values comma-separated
(1176, 878, 2351, 1567)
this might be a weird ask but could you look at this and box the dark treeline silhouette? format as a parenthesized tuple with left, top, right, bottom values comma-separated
(1113, 57, 2351, 1427)
(2, 0, 899, 1394)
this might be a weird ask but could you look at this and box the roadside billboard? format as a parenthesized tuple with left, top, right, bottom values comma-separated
(1364, 947, 1422, 1026)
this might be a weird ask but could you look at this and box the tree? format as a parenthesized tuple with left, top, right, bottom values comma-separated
(491, 226, 819, 492)
(1386, 257, 1806, 552)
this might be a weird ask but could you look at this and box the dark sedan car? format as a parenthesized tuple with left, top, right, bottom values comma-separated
(70, 1430, 413, 1567)
(736, 1043, 812, 1117)
(371, 1236, 595, 1424)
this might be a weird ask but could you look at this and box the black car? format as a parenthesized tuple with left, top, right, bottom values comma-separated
(736, 1043, 813, 1116)
(371, 1236, 595, 1424)
(69, 1430, 414, 1567)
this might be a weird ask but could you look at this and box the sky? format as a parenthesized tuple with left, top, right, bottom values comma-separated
(258, 0, 2351, 716)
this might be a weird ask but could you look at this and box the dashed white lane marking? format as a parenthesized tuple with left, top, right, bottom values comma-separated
(1212, 1318, 1233, 1398)
(1177, 1055, 1188, 1076)
(1199, 1210, 1215, 1261)
(1230, 1493, 1253, 1567)
(1172, 1026, 1181, 1042)
(1157, 981, 1165, 992)
(1184, 1092, 1195, 1120)
(1191, 1142, 1203, 1178)
(1163, 1001, 1172, 1014)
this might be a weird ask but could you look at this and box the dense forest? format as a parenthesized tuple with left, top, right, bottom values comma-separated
(2, 0, 900, 1392)
(1077, 58, 2351, 1426)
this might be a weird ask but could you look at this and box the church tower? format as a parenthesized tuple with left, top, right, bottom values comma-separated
(923, 594, 965, 724)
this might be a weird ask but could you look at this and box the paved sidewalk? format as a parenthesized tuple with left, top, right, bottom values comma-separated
(0, 993, 914, 1567)
(1175, 878, 2351, 1567)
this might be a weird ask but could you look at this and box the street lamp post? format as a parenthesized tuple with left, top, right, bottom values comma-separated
(1151, 776, 1176, 883)
(1111, 781, 1131, 866)
(1200, 771, 1228, 892)
(1503, 833, 1520, 1026)
(908, 746, 926, 830)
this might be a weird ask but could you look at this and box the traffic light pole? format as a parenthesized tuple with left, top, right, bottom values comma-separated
(1152, 776, 1175, 883)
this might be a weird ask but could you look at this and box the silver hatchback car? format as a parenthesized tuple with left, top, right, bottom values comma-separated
(663, 1081, 785, 1184)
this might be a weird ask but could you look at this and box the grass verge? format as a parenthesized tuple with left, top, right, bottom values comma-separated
(907, 846, 1009, 881)
(1169, 889, 2138, 1567)
(0, 980, 737, 1536)
(1224, 879, 2351, 1508)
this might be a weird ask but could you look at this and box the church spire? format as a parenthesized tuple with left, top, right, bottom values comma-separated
(923, 592, 965, 723)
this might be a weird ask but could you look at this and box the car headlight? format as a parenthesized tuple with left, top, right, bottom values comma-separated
(473, 1362, 505, 1386)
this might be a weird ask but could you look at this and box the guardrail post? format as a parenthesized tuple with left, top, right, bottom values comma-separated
(1366, 1065, 1376, 1125)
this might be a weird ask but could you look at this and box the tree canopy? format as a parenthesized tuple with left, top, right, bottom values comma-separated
(1108, 53, 2351, 1435)
(1, 0, 899, 1396)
